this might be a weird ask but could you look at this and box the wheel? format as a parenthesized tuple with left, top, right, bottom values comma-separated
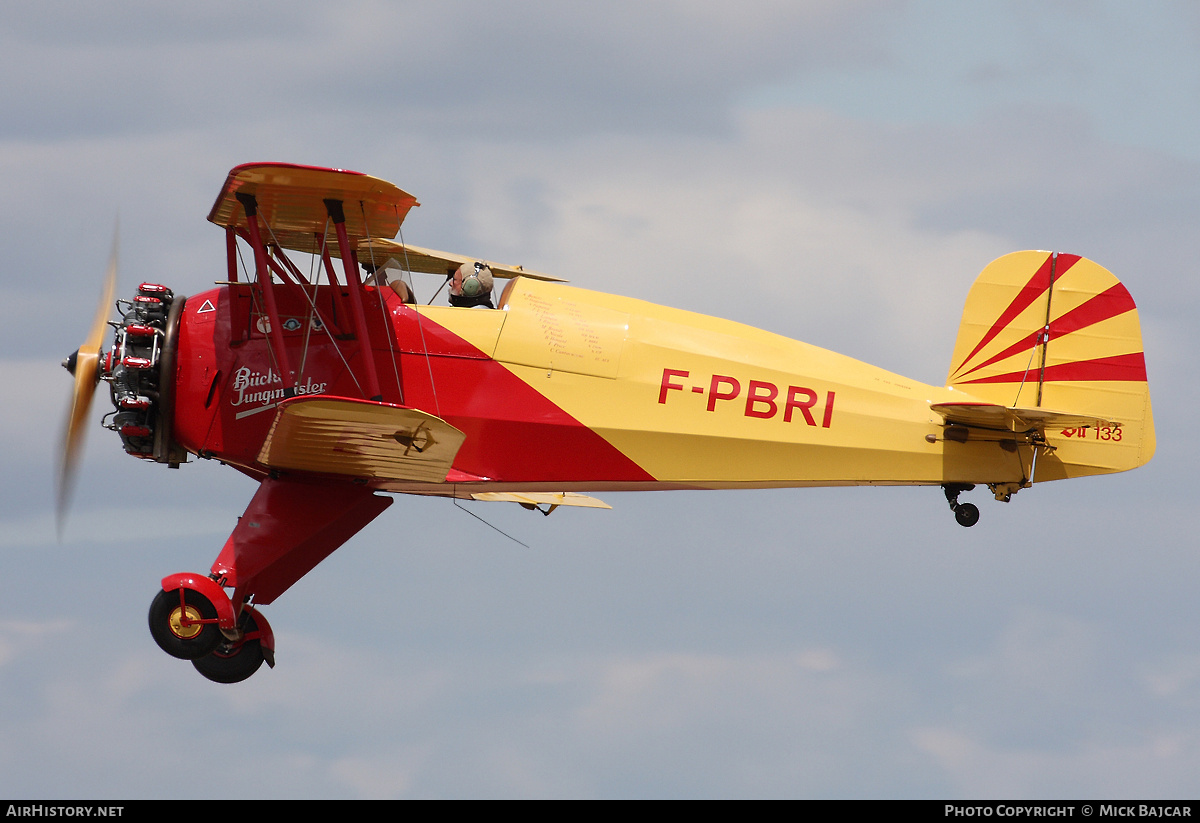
(954, 502, 980, 528)
(192, 612, 265, 684)
(148, 588, 221, 660)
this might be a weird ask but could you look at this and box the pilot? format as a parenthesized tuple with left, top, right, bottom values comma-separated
(449, 262, 495, 309)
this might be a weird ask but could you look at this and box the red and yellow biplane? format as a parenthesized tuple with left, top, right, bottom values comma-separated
(59, 163, 1154, 683)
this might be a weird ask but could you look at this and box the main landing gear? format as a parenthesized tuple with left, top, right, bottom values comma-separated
(147, 580, 275, 684)
(148, 588, 221, 659)
(942, 483, 980, 528)
(192, 609, 270, 684)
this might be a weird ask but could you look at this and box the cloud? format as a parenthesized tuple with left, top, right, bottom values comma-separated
(907, 607, 1200, 797)
(913, 727, 1200, 799)
(0, 1, 902, 142)
(0, 619, 73, 668)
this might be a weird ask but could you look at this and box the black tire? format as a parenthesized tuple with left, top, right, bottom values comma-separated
(148, 588, 221, 660)
(954, 502, 980, 528)
(192, 612, 265, 684)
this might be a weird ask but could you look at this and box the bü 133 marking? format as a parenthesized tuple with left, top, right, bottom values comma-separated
(1060, 424, 1122, 441)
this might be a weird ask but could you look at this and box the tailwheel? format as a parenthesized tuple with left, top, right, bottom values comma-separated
(193, 610, 266, 684)
(148, 588, 221, 660)
(942, 483, 979, 528)
(954, 502, 980, 528)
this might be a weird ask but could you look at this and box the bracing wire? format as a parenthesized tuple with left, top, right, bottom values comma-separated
(395, 224, 443, 419)
(453, 496, 529, 548)
(359, 200, 405, 403)
(257, 218, 366, 398)
(234, 240, 285, 385)
(295, 235, 321, 377)
(1012, 343, 1040, 408)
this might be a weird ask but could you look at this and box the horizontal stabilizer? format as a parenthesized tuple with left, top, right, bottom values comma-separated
(258, 396, 465, 483)
(470, 492, 611, 510)
(357, 238, 567, 282)
(932, 402, 1114, 432)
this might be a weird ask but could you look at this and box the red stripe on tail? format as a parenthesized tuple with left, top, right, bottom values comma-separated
(954, 282, 1136, 379)
(952, 253, 1080, 379)
(956, 352, 1147, 385)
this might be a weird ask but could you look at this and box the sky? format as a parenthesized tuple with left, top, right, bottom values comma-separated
(1, 0, 1198, 799)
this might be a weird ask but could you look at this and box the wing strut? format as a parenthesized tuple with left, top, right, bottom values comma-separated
(236, 192, 297, 398)
(326, 198, 383, 401)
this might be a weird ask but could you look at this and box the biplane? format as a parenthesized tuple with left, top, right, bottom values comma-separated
(59, 163, 1154, 683)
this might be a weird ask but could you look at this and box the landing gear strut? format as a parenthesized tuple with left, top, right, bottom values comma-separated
(942, 483, 979, 528)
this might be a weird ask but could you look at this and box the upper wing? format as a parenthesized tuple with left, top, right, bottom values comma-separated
(357, 238, 567, 282)
(207, 163, 419, 256)
(257, 396, 465, 483)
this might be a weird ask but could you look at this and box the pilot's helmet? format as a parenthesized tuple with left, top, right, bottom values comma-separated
(456, 262, 493, 297)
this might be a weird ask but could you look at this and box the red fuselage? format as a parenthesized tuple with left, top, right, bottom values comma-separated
(172, 282, 652, 487)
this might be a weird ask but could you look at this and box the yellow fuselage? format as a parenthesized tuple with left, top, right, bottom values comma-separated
(436, 277, 1024, 491)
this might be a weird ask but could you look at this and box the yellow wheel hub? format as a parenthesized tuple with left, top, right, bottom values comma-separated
(168, 605, 204, 640)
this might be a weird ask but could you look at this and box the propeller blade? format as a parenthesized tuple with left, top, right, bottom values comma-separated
(57, 233, 118, 535)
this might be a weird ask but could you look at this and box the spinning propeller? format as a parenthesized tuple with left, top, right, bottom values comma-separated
(58, 234, 117, 534)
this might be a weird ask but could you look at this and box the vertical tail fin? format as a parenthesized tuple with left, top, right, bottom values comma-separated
(947, 251, 1154, 480)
